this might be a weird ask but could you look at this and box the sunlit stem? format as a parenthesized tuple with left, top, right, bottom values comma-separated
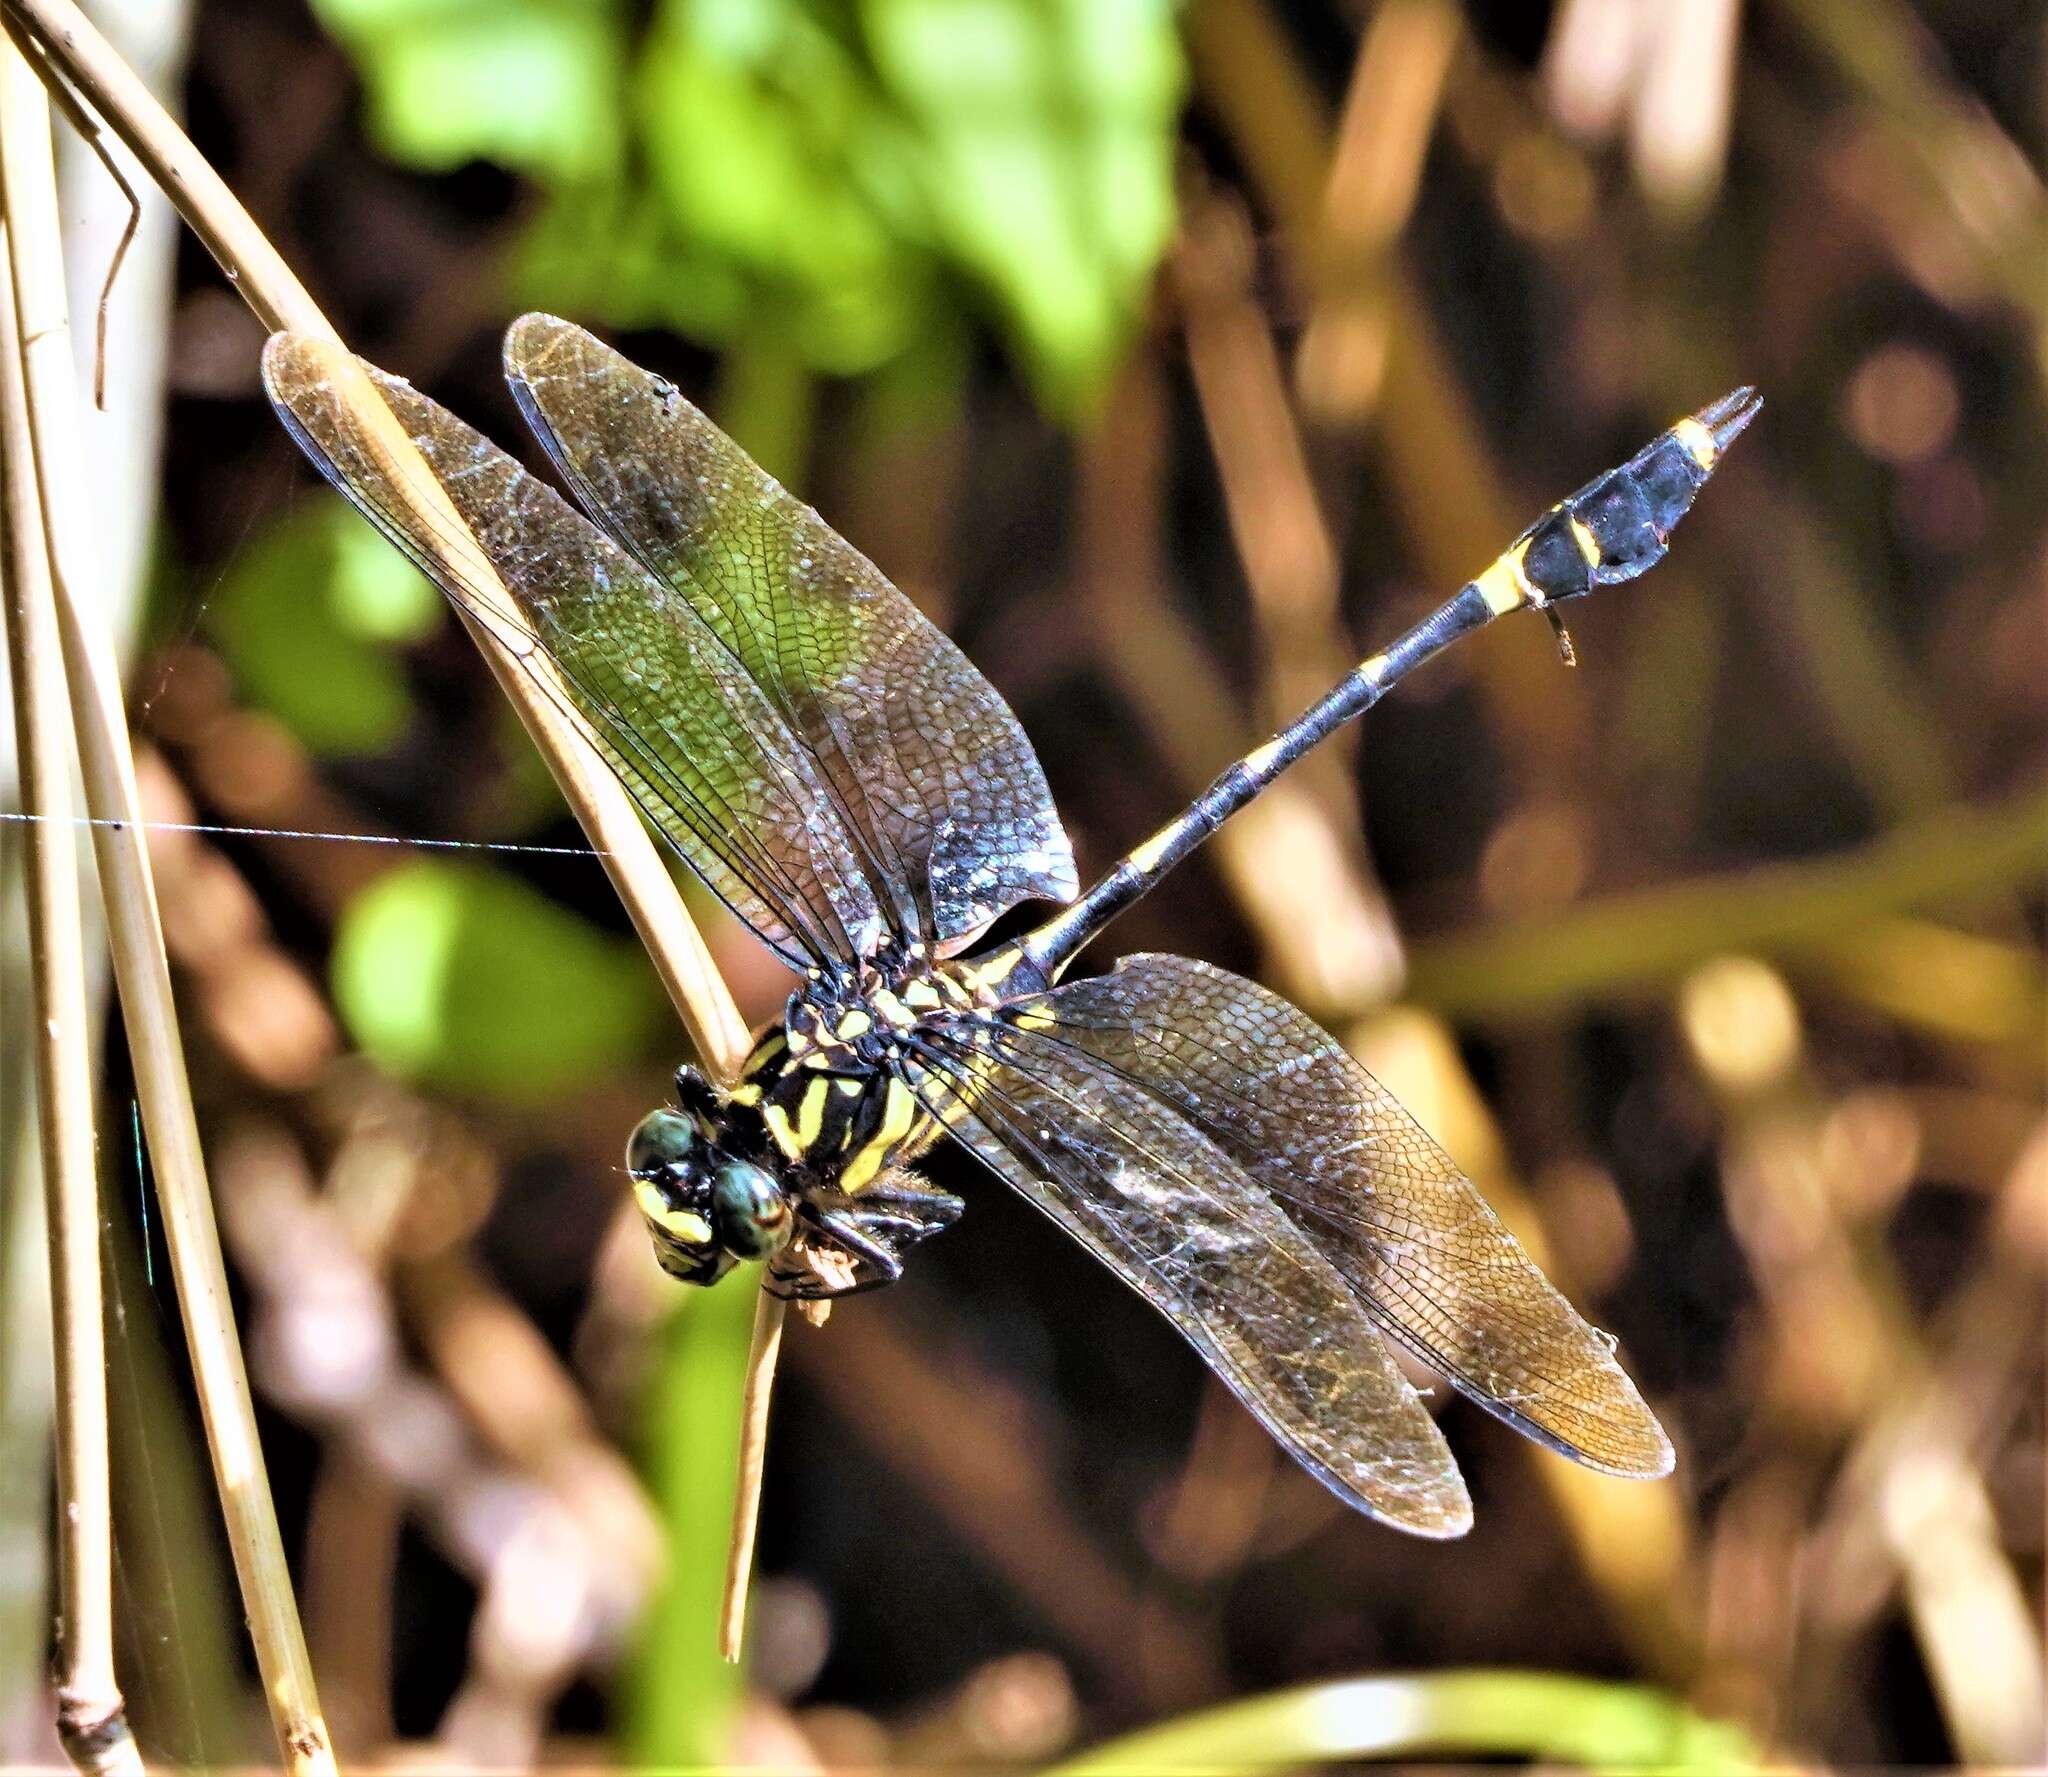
(719, 1290, 788, 1663)
(0, 213, 138, 1777)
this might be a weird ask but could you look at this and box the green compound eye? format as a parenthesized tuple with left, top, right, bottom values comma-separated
(710, 1158, 793, 1260)
(626, 1107, 696, 1180)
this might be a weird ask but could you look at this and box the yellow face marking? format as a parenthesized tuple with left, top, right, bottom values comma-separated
(763, 1104, 802, 1160)
(632, 1181, 712, 1246)
(834, 1008, 873, 1040)
(1128, 817, 1186, 875)
(1570, 516, 1601, 567)
(1474, 540, 1532, 615)
(840, 1077, 920, 1194)
(1674, 417, 1717, 469)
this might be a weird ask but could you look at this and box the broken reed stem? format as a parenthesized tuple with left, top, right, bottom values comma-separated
(0, 46, 336, 1775)
(0, 0, 775, 1687)
(720, 1290, 788, 1661)
(0, 222, 138, 1777)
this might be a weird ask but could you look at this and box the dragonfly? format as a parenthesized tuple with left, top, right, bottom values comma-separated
(264, 317, 1756, 1535)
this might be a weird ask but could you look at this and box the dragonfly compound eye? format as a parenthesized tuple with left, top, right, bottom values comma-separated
(627, 1107, 697, 1181)
(626, 1109, 733, 1286)
(710, 1158, 795, 1260)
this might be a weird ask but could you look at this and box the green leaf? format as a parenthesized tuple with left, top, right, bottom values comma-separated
(331, 859, 663, 1097)
(628, 0, 932, 372)
(865, 0, 1183, 413)
(308, 0, 626, 179)
(1042, 1672, 1761, 1775)
(621, 1281, 758, 1766)
(207, 497, 439, 755)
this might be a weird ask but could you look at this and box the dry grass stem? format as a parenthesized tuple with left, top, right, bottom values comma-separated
(719, 1289, 787, 1662)
(0, 43, 335, 1774)
(0, 218, 136, 1777)
(1, 0, 779, 1691)
(0, 0, 751, 1077)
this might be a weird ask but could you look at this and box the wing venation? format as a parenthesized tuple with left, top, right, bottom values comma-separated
(1008, 953, 1672, 1477)
(261, 333, 879, 968)
(504, 314, 1078, 952)
(902, 1020, 1473, 1536)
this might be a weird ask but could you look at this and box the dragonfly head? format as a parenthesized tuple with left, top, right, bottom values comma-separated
(626, 1102, 795, 1284)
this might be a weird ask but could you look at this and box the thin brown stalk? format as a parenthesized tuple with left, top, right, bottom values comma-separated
(719, 1290, 786, 1662)
(0, 0, 751, 1077)
(0, 218, 137, 1777)
(0, 44, 336, 1773)
(1297, 0, 1460, 421)
(0, 0, 779, 1679)
(1171, 192, 1404, 1010)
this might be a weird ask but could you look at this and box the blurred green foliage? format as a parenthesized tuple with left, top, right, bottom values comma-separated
(329, 858, 664, 1096)
(622, 1279, 760, 1767)
(206, 497, 439, 754)
(308, 0, 1184, 412)
(302, 0, 627, 180)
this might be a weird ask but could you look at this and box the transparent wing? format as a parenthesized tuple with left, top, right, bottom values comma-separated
(504, 314, 1079, 952)
(1013, 954, 1672, 1477)
(261, 334, 882, 970)
(902, 1020, 1473, 1535)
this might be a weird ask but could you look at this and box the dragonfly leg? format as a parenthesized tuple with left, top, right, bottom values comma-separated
(767, 1177, 964, 1298)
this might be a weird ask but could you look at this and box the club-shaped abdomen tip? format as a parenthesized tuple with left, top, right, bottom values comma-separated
(1679, 385, 1763, 470)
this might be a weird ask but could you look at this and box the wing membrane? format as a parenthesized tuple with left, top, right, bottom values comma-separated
(1015, 954, 1672, 1476)
(504, 314, 1079, 951)
(261, 335, 882, 968)
(903, 1020, 1472, 1535)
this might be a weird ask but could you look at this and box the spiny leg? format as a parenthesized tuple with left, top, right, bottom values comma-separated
(1018, 389, 1760, 982)
(767, 1174, 965, 1300)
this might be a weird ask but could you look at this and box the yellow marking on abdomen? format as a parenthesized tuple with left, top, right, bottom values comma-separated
(1242, 738, 1284, 776)
(1674, 417, 1717, 468)
(1128, 817, 1187, 875)
(967, 947, 1027, 994)
(1570, 516, 1601, 566)
(840, 1076, 919, 1194)
(1473, 540, 1532, 615)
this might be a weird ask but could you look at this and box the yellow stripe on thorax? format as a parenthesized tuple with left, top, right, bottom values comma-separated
(840, 1076, 921, 1194)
